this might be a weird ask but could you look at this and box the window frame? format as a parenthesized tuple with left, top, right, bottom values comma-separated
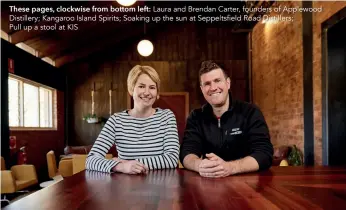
(9, 74, 57, 131)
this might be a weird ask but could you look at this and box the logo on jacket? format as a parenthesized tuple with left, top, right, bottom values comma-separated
(230, 128, 242, 135)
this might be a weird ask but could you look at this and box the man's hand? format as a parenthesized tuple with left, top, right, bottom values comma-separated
(199, 153, 237, 178)
(198, 158, 219, 177)
(113, 160, 148, 174)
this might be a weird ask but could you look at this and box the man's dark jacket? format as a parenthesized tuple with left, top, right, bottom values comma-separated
(180, 94, 273, 170)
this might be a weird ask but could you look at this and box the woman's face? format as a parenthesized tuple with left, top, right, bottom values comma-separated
(132, 74, 158, 109)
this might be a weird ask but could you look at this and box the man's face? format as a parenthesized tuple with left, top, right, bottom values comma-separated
(200, 68, 230, 107)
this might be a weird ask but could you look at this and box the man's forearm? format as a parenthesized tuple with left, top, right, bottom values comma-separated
(183, 154, 202, 172)
(228, 156, 259, 175)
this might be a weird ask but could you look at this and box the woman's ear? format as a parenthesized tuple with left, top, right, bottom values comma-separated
(157, 95, 160, 100)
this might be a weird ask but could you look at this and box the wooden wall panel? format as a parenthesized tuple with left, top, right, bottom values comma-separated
(65, 24, 248, 146)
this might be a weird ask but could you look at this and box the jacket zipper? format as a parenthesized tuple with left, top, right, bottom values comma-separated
(217, 118, 223, 147)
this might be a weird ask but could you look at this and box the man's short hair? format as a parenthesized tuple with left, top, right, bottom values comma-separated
(199, 60, 228, 82)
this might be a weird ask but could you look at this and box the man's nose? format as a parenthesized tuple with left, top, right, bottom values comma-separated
(210, 82, 217, 91)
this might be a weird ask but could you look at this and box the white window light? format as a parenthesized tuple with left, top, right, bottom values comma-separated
(8, 75, 56, 130)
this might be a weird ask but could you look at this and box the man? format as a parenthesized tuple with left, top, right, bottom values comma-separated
(180, 61, 273, 178)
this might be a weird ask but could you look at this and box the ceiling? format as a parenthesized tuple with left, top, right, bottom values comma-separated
(1, 1, 273, 67)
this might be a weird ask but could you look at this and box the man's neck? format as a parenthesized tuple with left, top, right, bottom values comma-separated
(212, 95, 230, 118)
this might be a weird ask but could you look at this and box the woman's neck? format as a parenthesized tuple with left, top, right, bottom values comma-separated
(129, 106, 155, 118)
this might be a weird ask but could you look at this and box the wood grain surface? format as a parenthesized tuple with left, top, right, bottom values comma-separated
(4, 167, 346, 210)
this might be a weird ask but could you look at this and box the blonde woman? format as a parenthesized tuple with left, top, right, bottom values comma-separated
(86, 65, 179, 174)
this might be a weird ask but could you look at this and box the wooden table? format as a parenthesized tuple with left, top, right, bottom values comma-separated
(4, 167, 346, 209)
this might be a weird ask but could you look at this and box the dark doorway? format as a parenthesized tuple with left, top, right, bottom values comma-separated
(322, 10, 346, 166)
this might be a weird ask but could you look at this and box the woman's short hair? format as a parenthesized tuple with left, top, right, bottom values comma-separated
(127, 65, 161, 95)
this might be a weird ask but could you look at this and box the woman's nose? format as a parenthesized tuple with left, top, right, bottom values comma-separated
(144, 88, 150, 95)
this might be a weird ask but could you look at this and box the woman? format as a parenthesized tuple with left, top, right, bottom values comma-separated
(86, 65, 180, 174)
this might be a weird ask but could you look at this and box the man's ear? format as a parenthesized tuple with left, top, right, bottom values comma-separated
(226, 77, 231, 90)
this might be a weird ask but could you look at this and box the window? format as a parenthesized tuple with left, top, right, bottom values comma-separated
(8, 75, 56, 129)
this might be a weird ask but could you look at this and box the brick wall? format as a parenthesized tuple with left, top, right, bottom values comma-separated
(252, 1, 346, 165)
(312, 2, 346, 165)
(252, 1, 304, 155)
